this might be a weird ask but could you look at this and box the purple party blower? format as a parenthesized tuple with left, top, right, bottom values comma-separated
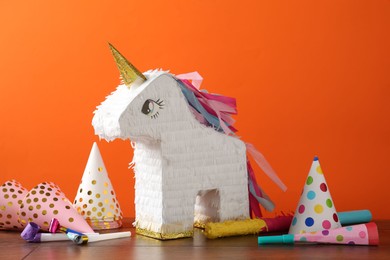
(21, 222, 68, 243)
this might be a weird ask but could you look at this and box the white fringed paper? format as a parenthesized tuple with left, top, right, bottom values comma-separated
(93, 71, 250, 237)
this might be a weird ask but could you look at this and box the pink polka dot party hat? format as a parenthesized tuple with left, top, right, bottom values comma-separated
(289, 156, 341, 234)
(73, 142, 123, 230)
(17, 181, 94, 233)
(0, 180, 28, 230)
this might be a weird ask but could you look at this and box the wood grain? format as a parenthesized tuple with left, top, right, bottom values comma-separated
(1, 219, 389, 259)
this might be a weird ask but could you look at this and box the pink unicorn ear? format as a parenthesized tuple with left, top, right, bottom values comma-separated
(0, 180, 28, 230)
(108, 43, 146, 88)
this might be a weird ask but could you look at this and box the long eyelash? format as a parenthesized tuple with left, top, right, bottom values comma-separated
(156, 99, 164, 107)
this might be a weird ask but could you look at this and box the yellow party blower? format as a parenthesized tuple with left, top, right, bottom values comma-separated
(204, 215, 292, 239)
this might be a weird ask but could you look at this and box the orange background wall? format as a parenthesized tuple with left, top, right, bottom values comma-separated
(1, 1, 389, 219)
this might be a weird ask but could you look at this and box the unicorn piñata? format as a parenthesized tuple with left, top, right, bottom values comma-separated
(92, 43, 286, 239)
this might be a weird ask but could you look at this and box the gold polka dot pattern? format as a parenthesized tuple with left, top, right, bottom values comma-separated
(17, 182, 94, 233)
(0, 180, 28, 230)
(73, 142, 123, 230)
(74, 165, 123, 230)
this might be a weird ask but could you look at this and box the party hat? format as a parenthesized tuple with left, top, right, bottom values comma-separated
(260, 223, 379, 246)
(73, 142, 123, 230)
(289, 156, 341, 234)
(17, 182, 94, 233)
(0, 180, 28, 230)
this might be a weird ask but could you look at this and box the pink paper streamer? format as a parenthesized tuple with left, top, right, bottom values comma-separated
(247, 160, 263, 217)
(246, 143, 287, 192)
(249, 193, 262, 218)
(189, 106, 207, 124)
(176, 72, 203, 90)
(178, 76, 237, 135)
(178, 78, 237, 116)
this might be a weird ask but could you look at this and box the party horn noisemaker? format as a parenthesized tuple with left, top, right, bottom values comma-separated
(67, 231, 131, 245)
(258, 222, 379, 246)
(337, 210, 372, 226)
(49, 218, 85, 235)
(21, 222, 69, 243)
(204, 210, 372, 239)
(204, 215, 292, 239)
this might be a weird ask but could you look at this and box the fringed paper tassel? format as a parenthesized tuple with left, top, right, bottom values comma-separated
(175, 72, 237, 135)
(247, 159, 275, 218)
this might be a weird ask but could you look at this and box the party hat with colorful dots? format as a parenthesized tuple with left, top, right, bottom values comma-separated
(73, 142, 123, 230)
(17, 181, 94, 233)
(0, 180, 28, 230)
(289, 156, 341, 234)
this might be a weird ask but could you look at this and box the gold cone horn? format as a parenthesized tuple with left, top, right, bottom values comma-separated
(108, 43, 146, 88)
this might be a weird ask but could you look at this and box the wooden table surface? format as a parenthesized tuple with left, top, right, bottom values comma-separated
(1, 219, 389, 259)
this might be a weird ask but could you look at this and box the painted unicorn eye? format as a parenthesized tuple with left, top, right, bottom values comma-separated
(141, 99, 164, 119)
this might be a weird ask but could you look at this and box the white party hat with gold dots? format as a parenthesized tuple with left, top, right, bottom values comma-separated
(73, 142, 123, 230)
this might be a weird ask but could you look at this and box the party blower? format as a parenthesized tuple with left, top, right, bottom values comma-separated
(204, 215, 292, 239)
(21, 222, 131, 244)
(49, 218, 85, 236)
(21, 222, 69, 243)
(48, 218, 130, 244)
(258, 222, 379, 246)
(67, 231, 131, 245)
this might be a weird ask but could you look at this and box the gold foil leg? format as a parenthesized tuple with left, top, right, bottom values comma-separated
(193, 221, 206, 229)
(136, 227, 194, 240)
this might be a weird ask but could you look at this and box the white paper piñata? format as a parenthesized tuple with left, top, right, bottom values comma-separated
(92, 44, 286, 239)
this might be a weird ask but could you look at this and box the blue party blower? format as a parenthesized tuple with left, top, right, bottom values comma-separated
(338, 210, 372, 226)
